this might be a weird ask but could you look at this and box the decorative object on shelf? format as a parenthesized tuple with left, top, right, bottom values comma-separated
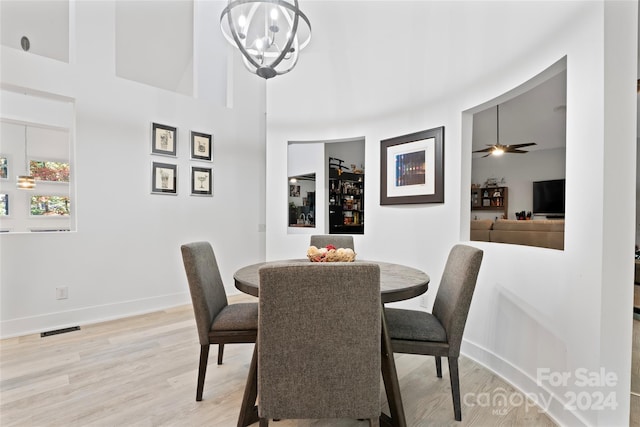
(151, 161, 177, 195)
(151, 123, 177, 157)
(191, 166, 212, 196)
(472, 104, 536, 157)
(220, 0, 311, 79)
(471, 186, 508, 217)
(190, 131, 212, 161)
(380, 126, 444, 205)
(17, 125, 36, 190)
(306, 244, 356, 262)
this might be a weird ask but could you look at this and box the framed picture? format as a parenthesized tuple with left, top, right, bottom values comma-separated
(151, 161, 177, 195)
(380, 126, 444, 205)
(289, 184, 300, 197)
(191, 166, 212, 196)
(0, 193, 8, 216)
(151, 123, 177, 156)
(0, 156, 7, 179)
(190, 131, 212, 161)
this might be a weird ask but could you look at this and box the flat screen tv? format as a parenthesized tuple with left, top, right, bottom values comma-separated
(533, 179, 565, 217)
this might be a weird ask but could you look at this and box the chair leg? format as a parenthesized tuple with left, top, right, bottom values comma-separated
(448, 357, 462, 421)
(368, 417, 380, 427)
(435, 356, 442, 378)
(196, 345, 210, 401)
(259, 418, 269, 426)
(217, 343, 225, 365)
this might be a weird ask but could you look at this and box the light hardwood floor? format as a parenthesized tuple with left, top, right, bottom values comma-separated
(0, 294, 582, 426)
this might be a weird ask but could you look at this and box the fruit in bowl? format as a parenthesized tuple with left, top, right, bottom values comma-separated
(307, 244, 356, 262)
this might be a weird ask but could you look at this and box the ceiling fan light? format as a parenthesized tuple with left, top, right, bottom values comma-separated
(492, 147, 505, 156)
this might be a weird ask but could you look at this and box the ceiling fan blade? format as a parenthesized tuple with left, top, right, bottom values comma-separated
(472, 147, 494, 153)
(506, 149, 530, 153)
(505, 142, 536, 149)
(482, 153, 492, 158)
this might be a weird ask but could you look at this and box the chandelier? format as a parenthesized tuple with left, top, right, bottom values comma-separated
(220, 0, 311, 79)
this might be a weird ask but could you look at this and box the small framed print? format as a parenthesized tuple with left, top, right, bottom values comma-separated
(0, 156, 7, 179)
(152, 123, 177, 156)
(190, 131, 212, 161)
(152, 161, 178, 195)
(191, 166, 212, 196)
(0, 193, 8, 216)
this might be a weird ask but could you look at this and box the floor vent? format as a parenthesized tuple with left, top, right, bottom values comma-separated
(41, 326, 80, 337)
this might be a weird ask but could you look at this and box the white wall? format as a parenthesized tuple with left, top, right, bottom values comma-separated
(0, 1, 266, 337)
(265, 1, 636, 426)
(326, 139, 365, 173)
(471, 147, 566, 220)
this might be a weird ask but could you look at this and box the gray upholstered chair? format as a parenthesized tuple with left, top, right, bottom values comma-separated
(384, 244, 483, 421)
(309, 234, 354, 249)
(257, 263, 381, 426)
(180, 241, 258, 401)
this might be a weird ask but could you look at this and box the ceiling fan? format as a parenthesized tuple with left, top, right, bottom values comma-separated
(473, 104, 537, 157)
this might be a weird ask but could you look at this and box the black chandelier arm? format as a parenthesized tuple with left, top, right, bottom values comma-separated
(221, 0, 311, 78)
(222, 3, 263, 70)
(269, 0, 300, 72)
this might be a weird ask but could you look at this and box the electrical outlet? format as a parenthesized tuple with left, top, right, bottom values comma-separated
(56, 286, 68, 300)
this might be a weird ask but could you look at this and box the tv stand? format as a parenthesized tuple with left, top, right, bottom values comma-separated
(546, 215, 565, 219)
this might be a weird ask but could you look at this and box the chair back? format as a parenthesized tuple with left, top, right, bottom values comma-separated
(180, 241, 229, 346)
(309, 234, 354, 250)
(432, 244, 483, 356)
(257, 263, 380, 421)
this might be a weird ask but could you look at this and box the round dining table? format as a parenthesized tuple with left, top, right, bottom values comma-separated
(234, 259, 430, 304)
(233, 259, 430, 427)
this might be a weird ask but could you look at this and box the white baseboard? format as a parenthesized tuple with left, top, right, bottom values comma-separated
(462, 338, 589, 427)
(0, 292, 191, 339)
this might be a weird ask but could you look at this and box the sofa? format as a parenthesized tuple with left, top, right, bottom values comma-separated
(471, 219, 565, 250)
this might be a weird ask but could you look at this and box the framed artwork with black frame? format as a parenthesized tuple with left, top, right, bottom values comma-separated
(151, 161, 178, 195)
(0, 193, 8, 216)
(380, 126, 444, 205)
(190, 131, 212, 161)
(191, 166, 212, 196)
(151, 123, 177, 156)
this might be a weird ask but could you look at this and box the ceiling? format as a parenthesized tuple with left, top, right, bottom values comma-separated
(472, 70, 567, 155)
